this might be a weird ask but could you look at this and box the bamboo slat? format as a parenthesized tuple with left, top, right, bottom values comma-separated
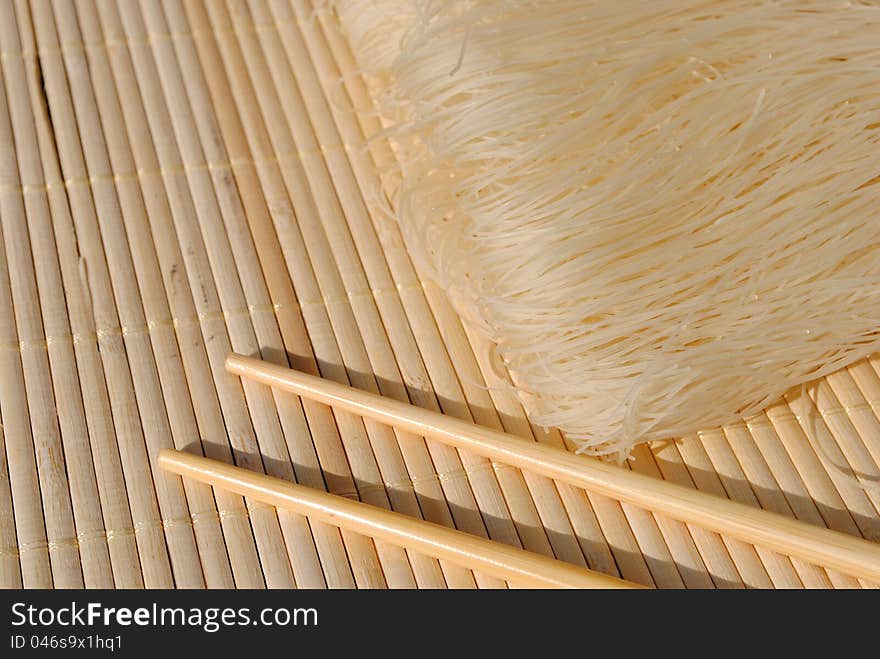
(8, 0, 116, 586)
(32, 0, 208, 587)
(0, 420, 21, 588)
(184, 0, 452, 589)
(0, 31, 53, 589)
(92, 0, 296, 588)
(2, 0, 83, 588)
(73, 0, 261, 589)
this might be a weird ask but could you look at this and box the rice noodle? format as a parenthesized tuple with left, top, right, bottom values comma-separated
(331, 0, 880, 458)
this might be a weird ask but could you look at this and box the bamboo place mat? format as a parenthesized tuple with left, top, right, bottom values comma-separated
(1, 0, 879, 590)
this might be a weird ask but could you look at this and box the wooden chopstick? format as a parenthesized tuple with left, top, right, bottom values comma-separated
(158, 449, 640, 589)
(226, 353, 880, 584)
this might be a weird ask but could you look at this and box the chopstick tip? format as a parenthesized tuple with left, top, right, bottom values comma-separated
(156, 448, 177, 471)
(225, 352, 248, 375)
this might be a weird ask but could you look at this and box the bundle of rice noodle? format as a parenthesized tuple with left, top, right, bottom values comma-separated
(329, 0, 880, 458)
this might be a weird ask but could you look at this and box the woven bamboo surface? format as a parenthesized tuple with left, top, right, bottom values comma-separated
(0, 0, 878, 589)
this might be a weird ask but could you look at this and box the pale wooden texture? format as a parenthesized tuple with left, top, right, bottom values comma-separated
(226, 353, 880, 584)
(159, 449, 640, 589)
(0, 0, 878, 588)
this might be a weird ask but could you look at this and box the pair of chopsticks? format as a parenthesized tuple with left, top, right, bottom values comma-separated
(160, 353, 880, 588)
